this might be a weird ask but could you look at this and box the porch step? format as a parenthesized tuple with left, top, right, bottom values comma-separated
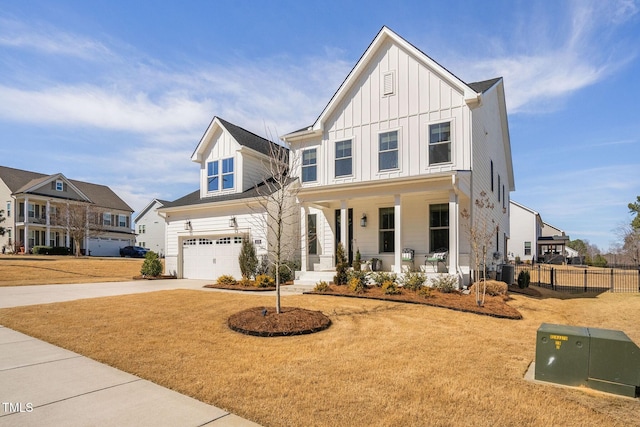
(294, 270, 336, 286)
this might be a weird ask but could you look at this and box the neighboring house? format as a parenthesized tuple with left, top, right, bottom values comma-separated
(509, 200, 543, 263)
(134, 198, 169, 257)
(508, 200, 573, 264)
(0, 165, 134, 256)
(158, 117, 299, 279)
(282, 26, 514, 286)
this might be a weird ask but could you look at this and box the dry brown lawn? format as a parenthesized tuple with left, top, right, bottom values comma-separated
(1, 287, 639, 426)
(0, 255, 146, 286)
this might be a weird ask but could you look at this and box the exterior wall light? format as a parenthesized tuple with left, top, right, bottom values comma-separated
(184, 220, 191, 230)
(360, 213, 367, 227)
(229, 217, 237, 228)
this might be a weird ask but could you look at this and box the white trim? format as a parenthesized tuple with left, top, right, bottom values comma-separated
(376, 127, 401, 174)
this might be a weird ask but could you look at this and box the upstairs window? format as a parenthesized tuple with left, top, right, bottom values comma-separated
(429, 122, 451, 165)
(335, 140, 352, 177)
(379, 131, 398, 171)
(56, 180, 64, 191)
(103, 213, 112, 226)
(207, 161, 219, 192)
(301, 148, 317, 183)
(222, 158, 234, 189)
(524, 241, 532, 256)
(118, 215, 127, 227)
(139, 224, 146, 234)
(6, 201, 10, 217)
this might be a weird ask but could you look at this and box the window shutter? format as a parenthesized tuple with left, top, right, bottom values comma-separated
(63, 183, 68, 192)
(51, 182, 55, 190)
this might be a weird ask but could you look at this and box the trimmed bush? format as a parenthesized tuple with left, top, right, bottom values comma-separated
(254, 274, 274, 288)
(32, 246, 52, 255)
(238, 236, 258, 279)
(382, 280, 400, 295)
(517, 270, 531, 289)
(348, 276, 366, 293)
(370, 271, 397, 287)
(470, 280, 508, 296)
(50, 246, 71, 255)
(417, 286, 433, 298)
(141, 251, 162, 277)
(272, 259, 300, 284)
(314, 281, 330, 292)
(216, 275, 237, 286)
(430, 274, 458, 293)
(334, 243, 349, 285)
(399, 271, 426, 291)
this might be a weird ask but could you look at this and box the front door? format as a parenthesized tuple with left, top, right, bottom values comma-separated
(335, 208, 353, 265)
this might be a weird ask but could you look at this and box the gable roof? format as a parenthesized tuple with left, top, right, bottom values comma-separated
(191, 116, 283, 162)
(134, 198, 169, 221)
(0, 165, 133, 212)
(282, 27, 504, 140)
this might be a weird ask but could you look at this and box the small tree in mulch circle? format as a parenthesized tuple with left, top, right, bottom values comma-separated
(334, 242, 349, 285)
(141, 251, 162, 277)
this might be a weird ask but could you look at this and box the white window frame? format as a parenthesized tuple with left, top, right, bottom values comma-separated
(207, 160, 219, 192)
(55, 179, 64, 191)
(103, 213, 112, 226)
(301, 148, 318, 183)
(378, 129, 399, 172)
(222, 157, 234, 190)
(118, 215, 127, 227)
(334, 139, 353, 178)
(428, 120, 453, 166)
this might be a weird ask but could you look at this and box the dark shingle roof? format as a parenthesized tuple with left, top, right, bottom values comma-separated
(0, 165, 133, 212)
(163, 178, 282, 209)
(468, 77, 502, 94)
(216, 117, 281, 156)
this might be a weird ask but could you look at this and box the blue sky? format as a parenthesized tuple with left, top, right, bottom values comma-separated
(1, 0, 639, 251)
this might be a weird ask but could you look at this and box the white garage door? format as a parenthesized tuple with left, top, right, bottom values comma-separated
(88, 238, 129, 257)
(182, 236, 243, 280)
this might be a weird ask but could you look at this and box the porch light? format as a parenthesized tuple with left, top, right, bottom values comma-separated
(360, 213, 367, 227)
(229, 217, 237, 228)
(184, 220, 191, 230)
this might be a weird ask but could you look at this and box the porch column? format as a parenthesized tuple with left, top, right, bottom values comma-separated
(65, 202, 70, 248)
(394, 194, 402, 273)
(300, 204, 308, 272)
(340, 200, 348, 261)
(45, 200, 51, 247)
(448, 191, 459, 276)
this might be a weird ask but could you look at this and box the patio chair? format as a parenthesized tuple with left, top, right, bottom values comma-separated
(422, 249, 448, 273)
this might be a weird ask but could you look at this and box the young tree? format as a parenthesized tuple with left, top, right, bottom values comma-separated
(0, 209, 6, 237)
(253, 135, 300, 314)
(628, 196, 640, 230)
(461, 191, 501, 307)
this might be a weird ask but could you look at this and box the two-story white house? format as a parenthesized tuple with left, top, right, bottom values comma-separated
(159, 117, 299, 279)
(282, 26, 514, 286)
(0, 165, 134, 256)
(509, 200, 543, 263)
(134, 199, 169, 257)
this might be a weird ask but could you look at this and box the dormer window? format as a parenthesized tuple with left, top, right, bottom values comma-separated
(56, 180, 64, 191)
(207, 157, 234, 193)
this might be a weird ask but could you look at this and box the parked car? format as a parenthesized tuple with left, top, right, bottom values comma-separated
(119, 246, 149, 258)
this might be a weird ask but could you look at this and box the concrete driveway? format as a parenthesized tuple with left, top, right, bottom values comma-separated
(0, 279, 262, 426)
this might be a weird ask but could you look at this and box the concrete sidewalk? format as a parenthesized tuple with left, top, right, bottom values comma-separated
(0, 279, 263, 426)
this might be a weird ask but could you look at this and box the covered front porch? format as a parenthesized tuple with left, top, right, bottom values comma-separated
(294, 173, 472, 286)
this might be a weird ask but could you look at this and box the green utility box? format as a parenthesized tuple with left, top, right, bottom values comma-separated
(535, 323, 640, 398)
(535, 324, 590, 387)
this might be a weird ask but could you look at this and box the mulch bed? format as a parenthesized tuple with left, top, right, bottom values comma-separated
(133, 275, 177, 280)
(306, 284, 523, 320)
(204, 281, 293, 292)
(228, 306, 332, 337)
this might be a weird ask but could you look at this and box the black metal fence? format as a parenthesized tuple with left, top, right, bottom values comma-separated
(514, 264, 640, 293)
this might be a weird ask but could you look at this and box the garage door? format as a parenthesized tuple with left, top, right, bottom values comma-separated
(182, 236, 243, 280)
(88, 238, 129, 257)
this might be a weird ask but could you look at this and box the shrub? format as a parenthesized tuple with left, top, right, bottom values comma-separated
(334, 242, 349, 285)
(430, 274, 458, 293)
(238, 276, 252, 287)
(50, 246, 71, 255)
(382, 280, 400, 295)
(348, 276, 366, 294)
(470, 280, 508, 296)
(141, 251, 162, 277)
(238, 236, 258, 279)
(352, 249, 362, 271)
(517, 270, 531, 289)
(272, 259, 300, 284)
(314, 281, 330, 292)
(399, 271, 426, 291)
(417, 286, 433, 298)
(254, 274, 274, 288)
(216, 275, 237, 286)
(370, 271, 397, 287)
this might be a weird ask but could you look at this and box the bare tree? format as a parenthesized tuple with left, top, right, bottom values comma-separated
(461, 191, 501, 307)
(252, 135, 301, 314)
(53, 202, 108, 256)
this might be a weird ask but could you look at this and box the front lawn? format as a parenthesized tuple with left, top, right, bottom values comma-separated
(1, 288, 638, 426)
